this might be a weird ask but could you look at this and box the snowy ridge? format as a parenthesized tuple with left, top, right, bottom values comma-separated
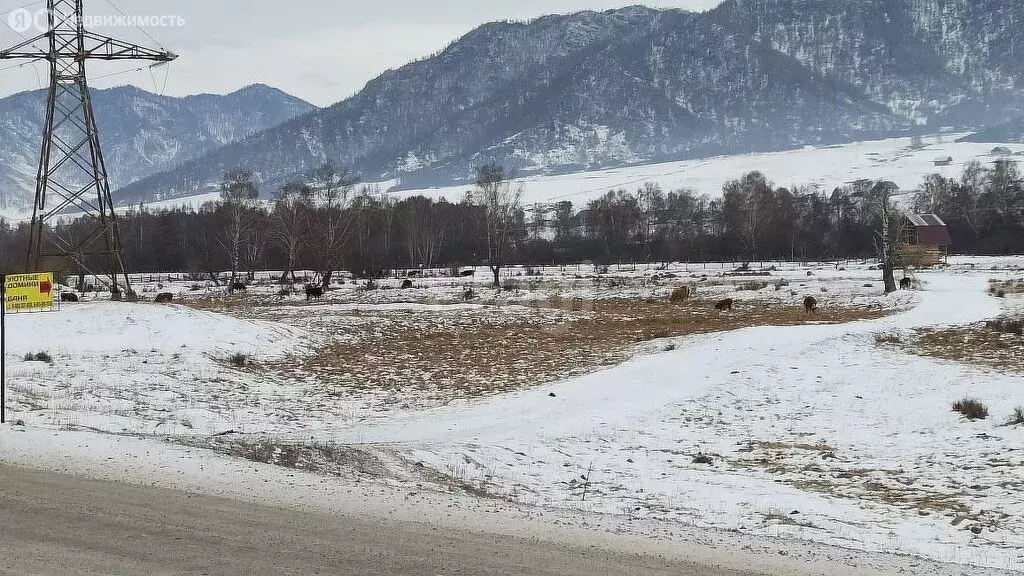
(0, 84, 315, 210)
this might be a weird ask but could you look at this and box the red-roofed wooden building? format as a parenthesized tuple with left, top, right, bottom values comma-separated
(900, 214, 952, 266)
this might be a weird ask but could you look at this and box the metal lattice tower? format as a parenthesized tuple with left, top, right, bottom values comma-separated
(0, 0, 176, 294)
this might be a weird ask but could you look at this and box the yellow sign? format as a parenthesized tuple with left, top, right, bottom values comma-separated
(4, 273, 56, 314)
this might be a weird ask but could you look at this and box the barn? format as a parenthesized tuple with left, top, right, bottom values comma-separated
(900, 214, 952, 267)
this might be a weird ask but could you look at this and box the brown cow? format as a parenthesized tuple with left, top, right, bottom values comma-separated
(714, 298, 734, 312)
(670, 286, 691, 303)
(803, 296, 818, 313)
(154, 292, 174, 303)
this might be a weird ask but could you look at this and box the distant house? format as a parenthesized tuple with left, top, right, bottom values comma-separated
(899, 214, 952, 267)
(991, 146, 1013, 156)
(933, 156, 953, 167)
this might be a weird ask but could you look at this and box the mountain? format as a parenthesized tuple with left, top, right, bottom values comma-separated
(0, 84, 315, 209)
(957, 118, 1024, 143)
(116, 0, 1024, 204)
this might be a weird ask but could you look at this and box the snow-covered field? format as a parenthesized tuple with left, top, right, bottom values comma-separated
(3, 257, 1024, 572)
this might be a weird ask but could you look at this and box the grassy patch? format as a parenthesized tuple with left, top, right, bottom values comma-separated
(912, 323, 1024, 373)
(989, 279, 1024, 297)
(278, 299, 886, 398)
(986, 317, 1024, 336)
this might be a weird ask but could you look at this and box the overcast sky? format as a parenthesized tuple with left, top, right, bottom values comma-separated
(0, 0, 723, 106)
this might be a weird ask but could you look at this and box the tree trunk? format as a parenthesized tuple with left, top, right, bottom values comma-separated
(882, 262, 897, 294)
(321, 270, 334, 290)
(491, 265, 500, 288)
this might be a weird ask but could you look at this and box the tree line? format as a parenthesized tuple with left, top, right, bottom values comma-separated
(0, 159, 1021, 288)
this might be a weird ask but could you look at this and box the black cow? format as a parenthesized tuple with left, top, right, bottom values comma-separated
(230, 282, 247, 293)
(154, 293, 174, 303)
(60, 292, 79, 303)
(305, 285, 324, 301)
(900, 277, 913, 290)
(803, 296, 818, 313)
(714, 298, 734, 312)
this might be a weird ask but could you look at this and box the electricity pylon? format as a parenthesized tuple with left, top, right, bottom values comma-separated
(0, 0, 176, 295)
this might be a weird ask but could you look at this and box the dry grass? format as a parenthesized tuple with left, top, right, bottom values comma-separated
(952, 398, 989, 420)
(279, 299, 886, 398)
(733, 440, 990, 529)
(912, 322, 1024, 373)
(874, 333, 903, 345)
(989, 279, 1024, 297)
(1004, 407, 1024, 427)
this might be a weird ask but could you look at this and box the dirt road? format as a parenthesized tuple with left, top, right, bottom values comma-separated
(0, 465, 757, 576)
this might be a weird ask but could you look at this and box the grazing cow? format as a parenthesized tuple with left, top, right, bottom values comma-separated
(305, 285, 324, 301)
(803, 296, 818, 314)
(670, 286, 691, 303)
(401, 279, 414, 289)
(230, 282, 247, 293)
(60, 292, 79, 303)
(460, 270, 475, 277)
(154, 292, 174, 304)
(714, 298, 734, 312)
(900, 277, 912, 290)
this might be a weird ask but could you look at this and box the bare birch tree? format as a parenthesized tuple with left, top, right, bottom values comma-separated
(272, 181, 311, 283)
(217, 168, 259, 290)
(474, 163, 523, 288)
(306, 162, 359, 288)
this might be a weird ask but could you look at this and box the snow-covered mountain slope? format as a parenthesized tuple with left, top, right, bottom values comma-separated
(115, 0, 1024, 205)
(385, 134, 1023, 207)
(0, 84, 315, 209)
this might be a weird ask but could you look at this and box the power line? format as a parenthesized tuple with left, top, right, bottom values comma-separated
(102, 0, 166, 50)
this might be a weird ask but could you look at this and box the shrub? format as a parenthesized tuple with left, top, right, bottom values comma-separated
(1005, 407, 1024, 427)
(228, 353, 249, 368)
(24, 351, 53, 364)
(692, 453, 714, 465)
(738, 281, 769, 291)
(952, 398, 989, 420)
